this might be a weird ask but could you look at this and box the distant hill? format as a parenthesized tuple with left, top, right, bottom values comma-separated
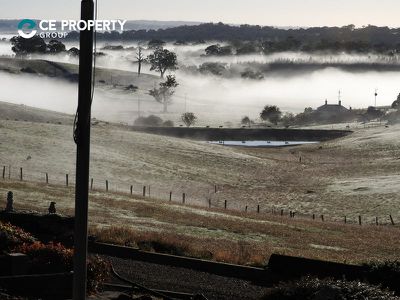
(0, 19, 202, 34)
(124, 20, 202, 31)
(61, 23, 400, 54)
(0, 19, 20, 34)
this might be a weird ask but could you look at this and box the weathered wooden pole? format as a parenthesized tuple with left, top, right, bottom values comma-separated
(73, 0, 94, 299)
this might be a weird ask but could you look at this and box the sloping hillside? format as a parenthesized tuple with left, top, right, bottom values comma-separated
(0, 101, 73, 124)
(0, 105, 399, 222)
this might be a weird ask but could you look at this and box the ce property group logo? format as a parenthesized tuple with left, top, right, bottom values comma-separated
(18, 19, 127, 39)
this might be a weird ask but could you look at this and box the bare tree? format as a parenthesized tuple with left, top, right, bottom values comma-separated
(136, 46, 145, 76)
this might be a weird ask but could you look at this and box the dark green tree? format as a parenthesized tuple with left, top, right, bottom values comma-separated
(147, 48, 178, 78)
(47, 39, 66, 53)
(181, 112, 197, 127)
(260, 105, 282, 125)
(241, 116, 252, 127)
(204, 44, 233, 56)
(10, 35, 46, 55)
(391, 93, 400, 110)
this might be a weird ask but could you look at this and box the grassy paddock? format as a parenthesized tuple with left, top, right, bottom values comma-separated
(1, 179, 400, 266)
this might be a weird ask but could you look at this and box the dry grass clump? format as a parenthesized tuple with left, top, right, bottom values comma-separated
(263, 277, 400, 300)
(90, 225, 270, 266)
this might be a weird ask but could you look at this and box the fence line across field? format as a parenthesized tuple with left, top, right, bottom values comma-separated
(0, 164, 397, 227)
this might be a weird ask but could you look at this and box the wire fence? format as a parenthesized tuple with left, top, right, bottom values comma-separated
(0, 164, 398, 227)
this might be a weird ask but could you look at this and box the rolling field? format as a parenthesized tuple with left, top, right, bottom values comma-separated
(1, 102, 400, 264)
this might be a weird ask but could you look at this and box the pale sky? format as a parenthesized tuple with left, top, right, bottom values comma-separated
(0, 0, 398, 27)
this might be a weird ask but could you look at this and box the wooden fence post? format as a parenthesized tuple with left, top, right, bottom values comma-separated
(20, 168, 23, 181)
(214, 185, 217, 193)
(106, 180, 109, 192)
(257, 205, 260, 213)
(281, 209, 284, 216)
(312, 214, 315, 220)
(66, 174, 69, 187)
(148, 186, 151, 197)
(390, 215, 395, 225)
(182, 193, 186, 204)
(2, 166, 5, 179)
(358, 215, 362, 226)
(208, 199, 211, 208)
(8, 165, 11, 179)
(224, 200, 227, 209)
(344, 216, 347, 224)
(46, 173, 49, 184)
(321, 215, 324, 222)
(130, 185, 133, 195)
(169, 192, 172, 202)
(142, 186, 146, 197)
(90, 178, 93, 190)
(376, 217, 379, 226)
(245, 206, 248, 212)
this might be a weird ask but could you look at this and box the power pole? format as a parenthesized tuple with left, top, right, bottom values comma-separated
(137, 93, 141, 118)
(184, 93, 187, 113)
(73, 1, 94, 300)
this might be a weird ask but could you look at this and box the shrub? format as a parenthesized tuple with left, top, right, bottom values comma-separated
(163, 120, 174, 127)
(87, 255, 111, 293)
(16, 242, 73, 274)
(364, 260, 400, 295)
(16, 242, 110, 293)
(263, 277, 400, 300)
(134, 115, 163, 127)
(0, 222, 36, 254)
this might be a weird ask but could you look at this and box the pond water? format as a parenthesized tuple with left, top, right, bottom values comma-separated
(208, 141, 319, 147)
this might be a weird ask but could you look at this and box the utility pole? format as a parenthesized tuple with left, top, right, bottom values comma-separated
(184, 93, 187, 113)
(73, 1, 94, 299)
(137, 93, 141, 118)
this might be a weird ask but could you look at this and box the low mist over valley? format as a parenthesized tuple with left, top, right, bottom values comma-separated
(2, 24, 400, 125)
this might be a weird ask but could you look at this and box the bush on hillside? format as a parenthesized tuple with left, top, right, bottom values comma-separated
(134, 115, 163, 127)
